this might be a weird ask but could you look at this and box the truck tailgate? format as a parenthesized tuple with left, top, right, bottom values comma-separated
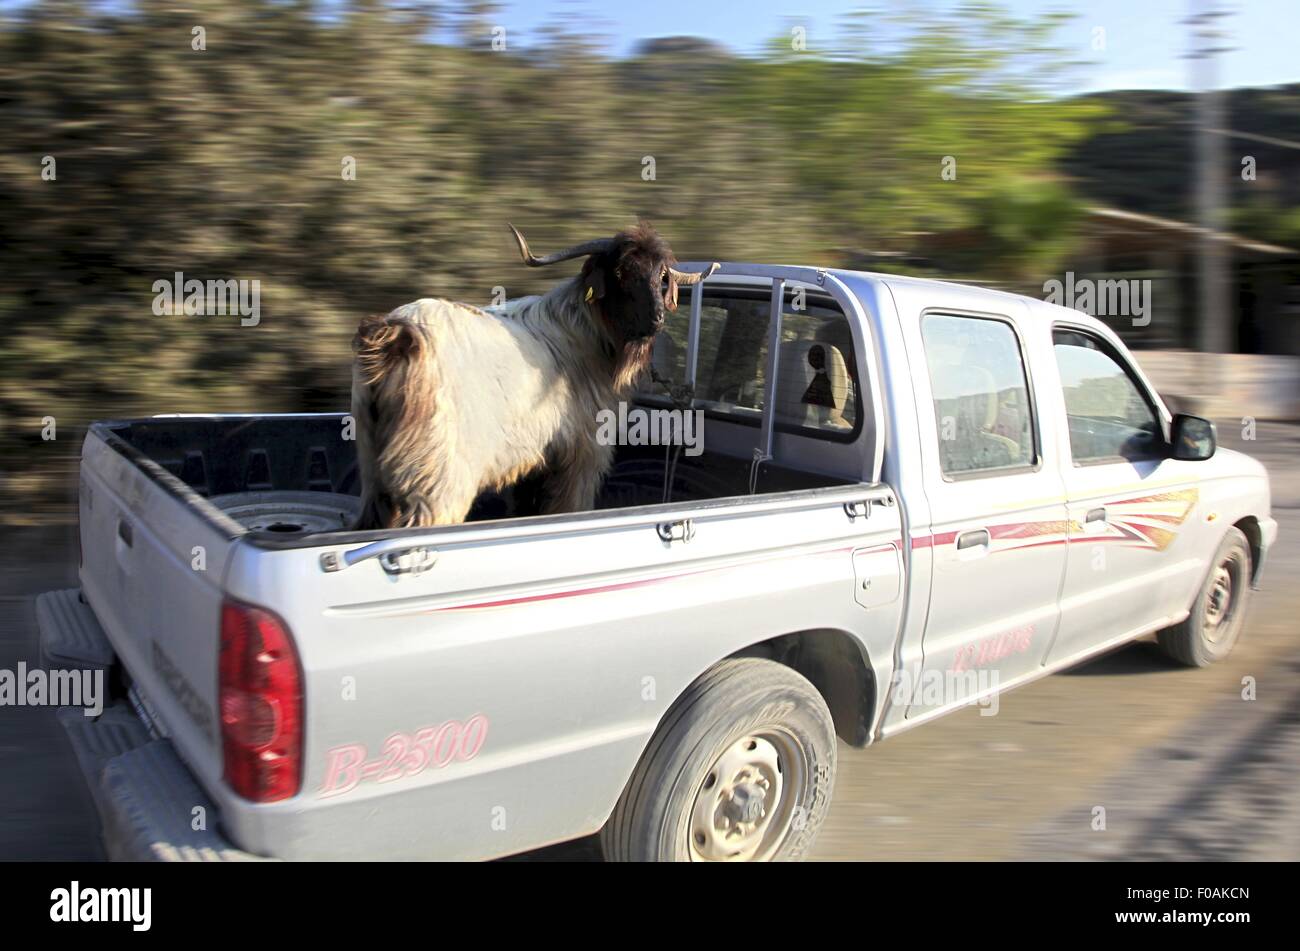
(78, 429, 239, 794)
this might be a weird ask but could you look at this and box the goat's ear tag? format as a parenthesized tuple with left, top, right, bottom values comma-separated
(585, 285, 594, 303)
(586, 269, 605, 301)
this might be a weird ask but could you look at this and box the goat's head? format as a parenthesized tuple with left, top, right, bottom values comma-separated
(508, 222, 719, 345)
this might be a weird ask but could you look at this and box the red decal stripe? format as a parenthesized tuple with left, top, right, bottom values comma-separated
(432, 543, 859, 612)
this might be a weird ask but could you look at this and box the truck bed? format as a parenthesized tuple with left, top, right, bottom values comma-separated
(96, 412, 853, 540)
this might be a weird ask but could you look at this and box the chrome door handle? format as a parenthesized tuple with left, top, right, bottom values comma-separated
(1083, 507, 1108, 534)
(956, 529, 990, 551)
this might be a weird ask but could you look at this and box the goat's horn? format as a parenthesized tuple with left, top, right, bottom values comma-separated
(508, 223, 617, 266)
(668, 263, 720, 285)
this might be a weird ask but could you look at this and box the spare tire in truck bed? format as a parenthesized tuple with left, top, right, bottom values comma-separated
(210, 491, 360, 534)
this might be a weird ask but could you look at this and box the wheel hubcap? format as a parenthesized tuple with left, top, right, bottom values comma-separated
(1203, 562, 1236, 643)
(689, 731, 803, 862)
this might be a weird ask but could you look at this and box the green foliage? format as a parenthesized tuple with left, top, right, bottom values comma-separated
(1233, 195, 1300, 249)
(0, 0, 1104, 518)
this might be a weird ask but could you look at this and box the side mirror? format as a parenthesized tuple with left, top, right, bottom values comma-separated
(1170, 413, 1216, 461)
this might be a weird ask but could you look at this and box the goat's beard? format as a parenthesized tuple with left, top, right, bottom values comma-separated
(609, 335, 654, 394)
(584, 291, 656, 394)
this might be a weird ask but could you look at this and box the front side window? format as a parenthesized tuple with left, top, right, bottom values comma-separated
(921, 313, 1036, 476)
(1052, 328, 1163, 463)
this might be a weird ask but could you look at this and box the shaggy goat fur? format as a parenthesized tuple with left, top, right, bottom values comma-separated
(351, 224, 693, 530)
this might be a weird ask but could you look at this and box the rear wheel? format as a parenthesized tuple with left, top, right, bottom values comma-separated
(600, 658, 836, 862)
(1158, 527, 1251, 667)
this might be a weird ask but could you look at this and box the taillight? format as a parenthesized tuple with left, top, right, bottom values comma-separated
(219, 601, 303, 802)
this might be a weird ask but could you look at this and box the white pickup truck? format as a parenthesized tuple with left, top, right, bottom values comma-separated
(40, 264, 1276, 862)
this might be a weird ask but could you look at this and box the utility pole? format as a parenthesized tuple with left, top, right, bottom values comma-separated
(1186, 1, 1235, 372)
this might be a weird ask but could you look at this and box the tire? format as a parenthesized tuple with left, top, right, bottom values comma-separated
(1158, 527, 1252, 667)
(600, 658, 837, 862)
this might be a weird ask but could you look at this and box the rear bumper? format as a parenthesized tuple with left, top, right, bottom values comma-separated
(36, 588, 269, 862)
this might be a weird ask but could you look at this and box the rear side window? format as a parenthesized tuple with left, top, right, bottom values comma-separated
(921, 314, 1036, 476)
(1053, 329, 1163, 463)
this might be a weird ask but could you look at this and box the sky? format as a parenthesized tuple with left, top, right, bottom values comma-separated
(496, 0, 1299, 92)
(1, 0, 1294, 93)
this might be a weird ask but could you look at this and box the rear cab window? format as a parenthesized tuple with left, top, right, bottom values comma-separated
(646, 285, 862, 442)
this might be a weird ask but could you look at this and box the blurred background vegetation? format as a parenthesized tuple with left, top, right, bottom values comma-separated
(1, 0, 1297, 521)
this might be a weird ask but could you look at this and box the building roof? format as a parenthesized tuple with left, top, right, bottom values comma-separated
(1085, 206, 1296, 256)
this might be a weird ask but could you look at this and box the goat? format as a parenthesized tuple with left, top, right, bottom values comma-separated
(350, 222, 718, 530)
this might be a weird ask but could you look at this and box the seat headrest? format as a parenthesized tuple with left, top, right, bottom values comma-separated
(773, 340, 851, 429)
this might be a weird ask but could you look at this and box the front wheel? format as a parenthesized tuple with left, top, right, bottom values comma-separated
(1158, 526, 1252, 667)
(600, 658, 836, 862)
